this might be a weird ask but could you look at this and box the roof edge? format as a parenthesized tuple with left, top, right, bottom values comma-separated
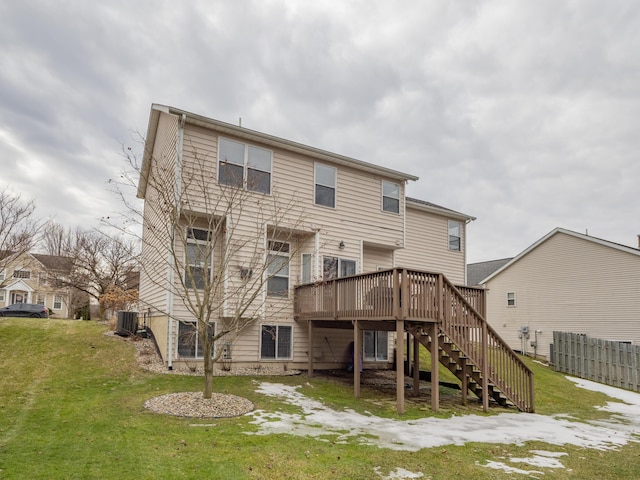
(406, 197, 476, 222)
(148, 104, 420, 183)
(480, 227, 640, 284)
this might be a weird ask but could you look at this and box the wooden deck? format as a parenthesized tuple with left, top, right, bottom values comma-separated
(294, 268, 534, 414)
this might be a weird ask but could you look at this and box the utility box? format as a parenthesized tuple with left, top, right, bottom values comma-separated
(116, 311, 138, 337)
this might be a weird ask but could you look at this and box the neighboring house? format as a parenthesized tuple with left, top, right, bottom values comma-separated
(0, 251, 73, 318)
(137, 104, 476, 371)
(477, 228, 640, 360)
(467, 258, 512, 287)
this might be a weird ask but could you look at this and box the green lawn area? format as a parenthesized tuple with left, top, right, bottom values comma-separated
(1, 318, 640, 479)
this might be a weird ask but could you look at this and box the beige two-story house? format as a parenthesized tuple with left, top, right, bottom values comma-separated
(0, 251, 73, 317)
(137, 104, 475, 368)
(137, 104, 535, 413)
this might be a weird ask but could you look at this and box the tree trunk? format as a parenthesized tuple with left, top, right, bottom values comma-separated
(203, 345, 214, 399)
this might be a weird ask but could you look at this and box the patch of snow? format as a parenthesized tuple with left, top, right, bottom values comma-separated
(510, 452, 566, 469)
(373, 466, 424, 479)
(246, 380, 640, 453)
(479, 460, 544, 476)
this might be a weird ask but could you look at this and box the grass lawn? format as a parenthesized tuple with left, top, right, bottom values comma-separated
(1, 318, 639, 479)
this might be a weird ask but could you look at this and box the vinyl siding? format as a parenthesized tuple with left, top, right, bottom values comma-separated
(139, 112, 179, 320)
(140, 110, 469, 366)
(394, 206, 467, 284)
(484, 232, 640, 359)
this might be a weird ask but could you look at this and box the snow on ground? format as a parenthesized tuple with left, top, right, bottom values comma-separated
(246, 377, 640, 477)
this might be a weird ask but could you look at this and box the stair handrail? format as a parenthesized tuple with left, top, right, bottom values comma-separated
(436, 273, 534, 412)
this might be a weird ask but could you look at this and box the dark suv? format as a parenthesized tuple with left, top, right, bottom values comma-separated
(0, 303, 50, 318)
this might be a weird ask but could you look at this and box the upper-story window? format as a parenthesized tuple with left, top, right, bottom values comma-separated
(218, 137, 272, 194)
(382, 180, 400, 214)
(314, 163, 336, 208)
(0, 269, 5, 281)
(267, 241, 290, 297)
(507, 292, 517, 307)
(185, 228, 213, 290)
(448, 220, 462, 251)
(13, 269, 31, 279)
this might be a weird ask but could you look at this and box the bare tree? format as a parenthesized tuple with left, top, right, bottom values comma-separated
(111, 140, 314, 399)
(41, 221, 74, 256)
(45, 227, 139, 320)
(0, 189, 40, 257)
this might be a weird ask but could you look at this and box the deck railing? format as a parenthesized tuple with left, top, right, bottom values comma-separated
(294, 268, 534, 412)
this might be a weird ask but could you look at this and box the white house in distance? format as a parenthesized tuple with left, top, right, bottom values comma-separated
(476, 228, 640, 360)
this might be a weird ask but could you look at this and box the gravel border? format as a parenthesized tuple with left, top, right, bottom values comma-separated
(108, 332, 293, 418)
(143, 391, 254, 418)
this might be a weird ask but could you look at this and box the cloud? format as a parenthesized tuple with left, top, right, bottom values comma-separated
(0, 0, 638, 261)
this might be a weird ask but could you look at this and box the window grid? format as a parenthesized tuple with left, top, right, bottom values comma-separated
(448, 221, 462, 251)
(185, 228, 213, 290)
(218, 137, 272, 194)
(260, 325, 292, 360)
(267, 241, 290, 297)
(382, 180, 400, 214)
(314, 163, 336, 208)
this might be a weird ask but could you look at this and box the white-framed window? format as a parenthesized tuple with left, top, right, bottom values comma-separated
(53, 295, 63, 310)
(13, 269, 31, 279)
(39, 273, 49, 286)
(301, 253, 312, 284)
(218, 137, 272, 194)
(260, 324, 292, 359)
(382, 180, 400, 214)
(364, 330, 388, 361)
(177, 321, 215, 359)
(185, 228, 213, 290)
(0, 269, 5, 281)
(36, 295, 46, 306)
(448, 220, 462, 251)
(267, 241, 290, 297)
(507, 292, 516, 307)
(314, 163, 336, 208)
(323, 256, 356, 280)
(0, 290, 5, 302)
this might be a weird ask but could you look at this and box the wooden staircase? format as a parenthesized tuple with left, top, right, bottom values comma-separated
(405, 273, 535, 412)
(409, 326, 514, 408)
(295, 267, 535, 413)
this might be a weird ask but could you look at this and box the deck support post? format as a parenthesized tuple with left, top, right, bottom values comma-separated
(396, 319, 405, 414)
(413, 331, 420, 394)
(308, 321, 314, 378)
(430, 323, 440, 412)
(353, 320, 361, 399)
(461, 362, 468, 406)
(482, 321, 489, 412)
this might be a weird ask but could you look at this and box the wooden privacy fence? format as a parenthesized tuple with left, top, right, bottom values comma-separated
(553, 331, 640, 392)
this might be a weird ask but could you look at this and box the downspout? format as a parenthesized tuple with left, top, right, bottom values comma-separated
(261, 224, 268, 319)
(167, 113, 187, 370)
(402, 181, 407, 252)
(463, 218, 472, 285)
(314, 231, 321, 279)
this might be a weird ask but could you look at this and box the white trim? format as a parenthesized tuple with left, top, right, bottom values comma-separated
(313, 162, 337, 209)
(381, 180, 400, 214)
(259, 323, 294, 360)
(217, 136, 273, 195)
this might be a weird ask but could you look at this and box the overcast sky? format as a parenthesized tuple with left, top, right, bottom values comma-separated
(1, 1, 639, 263)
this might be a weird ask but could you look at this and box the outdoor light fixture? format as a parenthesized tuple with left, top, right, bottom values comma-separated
(339, 240, 345, 249)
